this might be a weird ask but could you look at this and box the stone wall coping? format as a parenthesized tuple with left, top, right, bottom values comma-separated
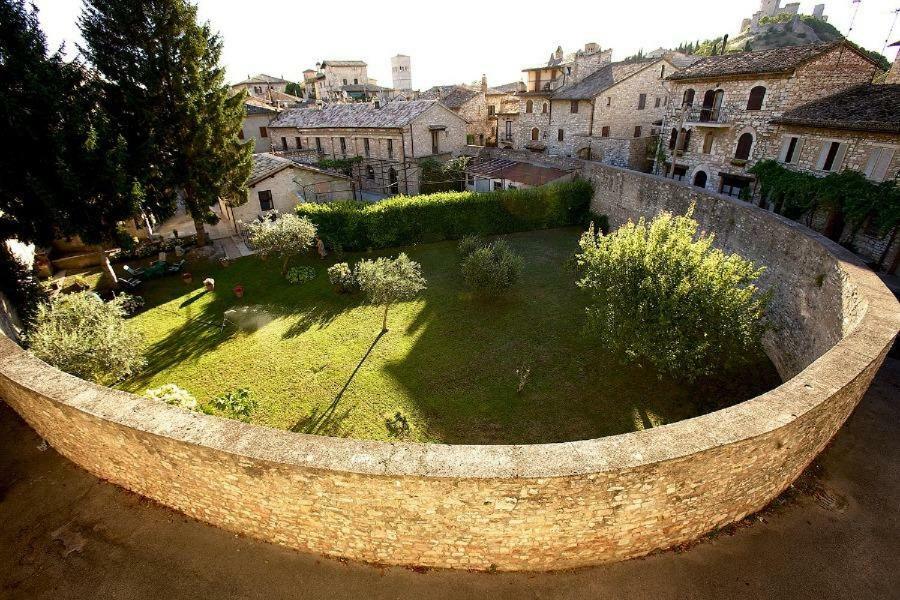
(1, 167, 897, 481)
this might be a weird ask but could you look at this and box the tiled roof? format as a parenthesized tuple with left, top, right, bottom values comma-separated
(466, 158, 572, 187)
(340, 83, 391, 92)
(269, 100, 439, 129)
(320, 60, 367, 67)
(234, 73, 290, 85)
(249, 153, 294, 186)
(666, 43, 861, 81)
(419, 85, 480, 108)
(487, 81, 522, 94)
(552, 60, 656, 100)
(268, 90, 303, 102)
(244, 100, 278, 115)
(772, 84, 900, 134)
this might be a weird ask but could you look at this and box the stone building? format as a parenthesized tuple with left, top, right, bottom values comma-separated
(391, 55, 412, 90)
(231, 74, 290, 98)
(313, 60, 369, 102)
(266, 100, 467, 198)
(662, 42, 881, 197)
(420, 78, 495, 145)
(240, 99, 279, 153)
(767, 84, 900, 273)
(218, 153, 353, 232)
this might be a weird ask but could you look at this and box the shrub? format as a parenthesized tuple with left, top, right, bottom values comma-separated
(244, 212, 317, 275)
(355, 253, 426, 332)
(144, 384, 198, 411)
(211, 388, 256, 420)
(27, 291, 145, 384)
(457, 234, 484, 257)
(296, 179, 594, 251)
(286, 265, 317, 285)
(461, 240, 523, 296)
(327, 262, 356, 293)
(576, 207, 769, 380)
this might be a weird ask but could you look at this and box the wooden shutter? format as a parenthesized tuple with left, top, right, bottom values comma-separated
(831, 143, 847, 172)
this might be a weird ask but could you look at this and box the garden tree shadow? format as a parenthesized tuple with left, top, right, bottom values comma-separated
(381, 229, 782, 445)
(291, 330, 385, 434)
(278, 298, 352, 338)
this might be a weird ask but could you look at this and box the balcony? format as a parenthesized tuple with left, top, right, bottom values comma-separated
(683, 106, 731, 128)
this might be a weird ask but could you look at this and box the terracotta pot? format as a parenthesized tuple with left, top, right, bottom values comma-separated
(182, 272, 193, 284)
(233, 285, 244, 298)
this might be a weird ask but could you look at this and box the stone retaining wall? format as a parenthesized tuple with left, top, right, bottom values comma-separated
(1, 163, 897, 571)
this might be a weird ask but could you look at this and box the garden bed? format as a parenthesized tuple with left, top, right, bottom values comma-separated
(119, 228, 780, 444)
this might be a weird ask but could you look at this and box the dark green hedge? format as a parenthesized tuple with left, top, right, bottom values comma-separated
(296, 179, 594, 250)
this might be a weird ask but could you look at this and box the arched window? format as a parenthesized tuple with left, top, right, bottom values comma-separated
(682, 88, 695, 107)
(693, 171, 707, 188)
(747, 86, 766, 111)
(735, 133, 754, 160)
(525, 100, 533, 114)
(669, 127, 678, 150)
(542, 102, 548, 114)
(531, 128, 540, 141)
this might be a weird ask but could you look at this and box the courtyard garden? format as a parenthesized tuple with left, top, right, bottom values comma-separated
(113, 225, 780, 444)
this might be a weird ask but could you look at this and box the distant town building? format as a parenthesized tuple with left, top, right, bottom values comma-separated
(231, 74, 290, 98)
(313, 60, 369, 102)
(240, 99, 279, 153)
(391, 55, 412, 91)
(740, 0, 827, 34)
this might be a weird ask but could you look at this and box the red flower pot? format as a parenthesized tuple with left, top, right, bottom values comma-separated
(233, 285, 244, 298)
(182, 272, 193, 284)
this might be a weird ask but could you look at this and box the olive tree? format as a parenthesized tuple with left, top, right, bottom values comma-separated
(28, 291, 145, 384)
(354, 253, 426, 332)
(245, 213, 317, 275)
(576, 208, 769, 380)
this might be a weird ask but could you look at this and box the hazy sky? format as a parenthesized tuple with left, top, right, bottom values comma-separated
(33, 0, 900, 89)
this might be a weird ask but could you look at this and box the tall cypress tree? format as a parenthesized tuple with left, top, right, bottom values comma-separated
(80, 0, 251, 247)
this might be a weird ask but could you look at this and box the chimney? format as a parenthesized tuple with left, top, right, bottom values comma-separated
(481, 74, 487, 93)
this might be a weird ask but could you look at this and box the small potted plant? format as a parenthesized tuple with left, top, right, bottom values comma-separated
(203, 277, 215, 292)
(233, 284, 244, 298)
(182, 271, 193, 284)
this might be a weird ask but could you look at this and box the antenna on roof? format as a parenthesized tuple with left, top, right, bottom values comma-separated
(882, 8, 900, 53)
(847, 0, 862, 38)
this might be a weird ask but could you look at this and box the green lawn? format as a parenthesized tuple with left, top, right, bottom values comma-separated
(120, 228, 780, 444)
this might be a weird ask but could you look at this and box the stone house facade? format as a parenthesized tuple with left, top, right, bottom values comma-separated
(313, 60, 369, 102)
(662, 42, 881, 197)
(219, 154, 352, 232)
(266, 100, 467, 197)
(767, 84, 900, 274)
(240, 100, 278, 153)
(231, 74, 290, 99)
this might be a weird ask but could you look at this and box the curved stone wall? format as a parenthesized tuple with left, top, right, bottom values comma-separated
(1, 163, 897, 571)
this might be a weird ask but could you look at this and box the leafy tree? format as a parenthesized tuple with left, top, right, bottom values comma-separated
(28, 291, 145, 384)
(355, 253, 426, 332)
(460, 240, 523, 296)
(284, 81, 303, 97)
(576, 208, 769, 380)
(244, 213, 317, 275)
(80, 0, 252, 247)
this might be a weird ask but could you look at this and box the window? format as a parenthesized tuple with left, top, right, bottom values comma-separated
(353, 78, 358, 85)
(747, 86, 766, 111)
(295, 137, 302, 149)
(258, 190, 274, 211)
(431, 129, 440, 154)
(387, 139, 393, 158)
(601, 125, 610, 137)
(541, 102, 548, 114)
(259, 126, 268, 138)
(734, 133, 753, 161)
(488, 104, 496, 116)
(633, 126, 642, 138)
(531, 128, 539, 141)
(493, 181, 504, 191)
(864, 146, 896, 181)
(680, 128, 692, 152)
(504, 120, 513, 140)
(342, 78, 348, 85)
(637, 93, 647, 110)
(466, 174, 474, 186)
(366, 165, 375, 180)
(606, 96, 611, 106)
(693, 170, 708, 188)
(363, 138, 370, 157)
(669, 127, 678, 150)
(779, 135, 802, 164)
(281, 136, 287, 150)
(660, 65, 666, 78)
(682, 88, 695, 107)
(817, 141, 846, 172)
(570, 100, 578, 113)
(315, 137, 322, 152)
(339, 137, 347, 156)
(466, 134, 475, 145)
(388, 167, 398, 193)
(654, 97, 661, 108)
(525, 100, 533, 113)
(702, 132, 714, 154)
(671, 166, 687, 181)
(720, 174, 749, 198)
(557, 129, 564, 141)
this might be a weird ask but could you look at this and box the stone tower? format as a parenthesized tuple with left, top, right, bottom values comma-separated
(391, 55, 412, 91)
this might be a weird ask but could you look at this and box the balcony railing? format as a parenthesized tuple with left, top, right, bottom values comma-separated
(683, 106, 730, 126)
